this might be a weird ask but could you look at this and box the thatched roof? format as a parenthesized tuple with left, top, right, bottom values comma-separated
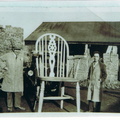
(25, 22, 120, 45)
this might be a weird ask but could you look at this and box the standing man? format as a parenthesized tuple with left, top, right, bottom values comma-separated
(0, 46, 25, 112)
(87, 51, 107, 112)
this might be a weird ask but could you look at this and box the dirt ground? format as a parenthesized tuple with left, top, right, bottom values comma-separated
(0, 82, 120, 114)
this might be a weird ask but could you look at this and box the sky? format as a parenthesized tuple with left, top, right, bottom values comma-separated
(0, 1, 120, 40)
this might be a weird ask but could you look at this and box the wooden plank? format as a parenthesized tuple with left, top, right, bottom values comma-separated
(106, 46, 112, 54)
(60, 40, 63, 77)
(67, 55, 85, 60)
(43, 95, 74, 100)
(57, 38, 60, 77)
(112, 46, 118, 54)
(45, 35, 47, 76)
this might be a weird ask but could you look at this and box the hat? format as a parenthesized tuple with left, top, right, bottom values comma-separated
(12, 46, 21, 50)
(11, 41, 24, 50)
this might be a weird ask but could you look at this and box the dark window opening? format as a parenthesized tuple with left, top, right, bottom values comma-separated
(69, 44, 85, 55)
(89, 45, 108, 58)
(69, 44, 108, 57)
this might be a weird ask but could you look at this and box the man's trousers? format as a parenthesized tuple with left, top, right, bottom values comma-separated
(7, 92, 22, 108)
(88, 100, 101, 112)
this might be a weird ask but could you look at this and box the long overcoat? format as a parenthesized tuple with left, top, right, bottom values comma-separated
(87, 61, 107, 102)
(0, 51, 24, 92)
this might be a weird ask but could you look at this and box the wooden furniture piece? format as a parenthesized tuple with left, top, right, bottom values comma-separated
(35, 33, 81, 112)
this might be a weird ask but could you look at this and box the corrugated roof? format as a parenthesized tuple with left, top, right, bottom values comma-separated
(25, 22, 120, 45)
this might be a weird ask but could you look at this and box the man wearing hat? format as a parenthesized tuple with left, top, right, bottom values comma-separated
(0, 43, 25, 112)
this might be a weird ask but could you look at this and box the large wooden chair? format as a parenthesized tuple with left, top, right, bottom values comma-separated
(35, 33, 81, 112)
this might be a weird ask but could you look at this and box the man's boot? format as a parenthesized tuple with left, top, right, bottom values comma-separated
(94, 102, 101, 112)
(88, 101, 94, 112)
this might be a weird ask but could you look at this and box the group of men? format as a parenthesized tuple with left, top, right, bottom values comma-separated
(0, 44, 107, 112)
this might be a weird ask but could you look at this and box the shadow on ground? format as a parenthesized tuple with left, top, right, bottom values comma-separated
(0, 85, 120, 113)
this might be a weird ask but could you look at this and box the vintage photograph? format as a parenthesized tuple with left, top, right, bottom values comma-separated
(0, 1, 120, 118)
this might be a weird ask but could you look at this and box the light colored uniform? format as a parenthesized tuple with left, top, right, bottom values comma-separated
(1, 51, 24, 92)
(87, 62, 101, 102)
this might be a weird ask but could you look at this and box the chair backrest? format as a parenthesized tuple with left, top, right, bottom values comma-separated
(35, 33, 69, 78)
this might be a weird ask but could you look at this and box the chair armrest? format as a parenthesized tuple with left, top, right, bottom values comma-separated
(32, 52, 42, 58)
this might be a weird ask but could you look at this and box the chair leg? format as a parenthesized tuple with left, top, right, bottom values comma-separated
(33, 86, 40, 111)
(38, 81, 45, 112)
(60, 86, 65, 109)
(76, 82, 80, 112)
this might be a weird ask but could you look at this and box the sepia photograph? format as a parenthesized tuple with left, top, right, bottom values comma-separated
(0, 1, 120, 119)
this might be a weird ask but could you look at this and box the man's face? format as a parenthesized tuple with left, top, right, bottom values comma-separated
(93, 53, 100, 62)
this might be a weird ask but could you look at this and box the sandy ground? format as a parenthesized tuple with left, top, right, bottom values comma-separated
(0, 82, 120, 114)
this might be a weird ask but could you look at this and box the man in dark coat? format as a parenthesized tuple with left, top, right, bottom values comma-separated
(87, 51, 107, 112)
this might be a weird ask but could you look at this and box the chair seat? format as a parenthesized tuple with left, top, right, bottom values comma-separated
(37, 76, 80, 82)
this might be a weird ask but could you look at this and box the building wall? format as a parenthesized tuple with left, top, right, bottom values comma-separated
(0, 25, 24, 79)
(0, 25, 23, 55)
(68, 55, 89, 81)
(103, 51, 120, 89)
